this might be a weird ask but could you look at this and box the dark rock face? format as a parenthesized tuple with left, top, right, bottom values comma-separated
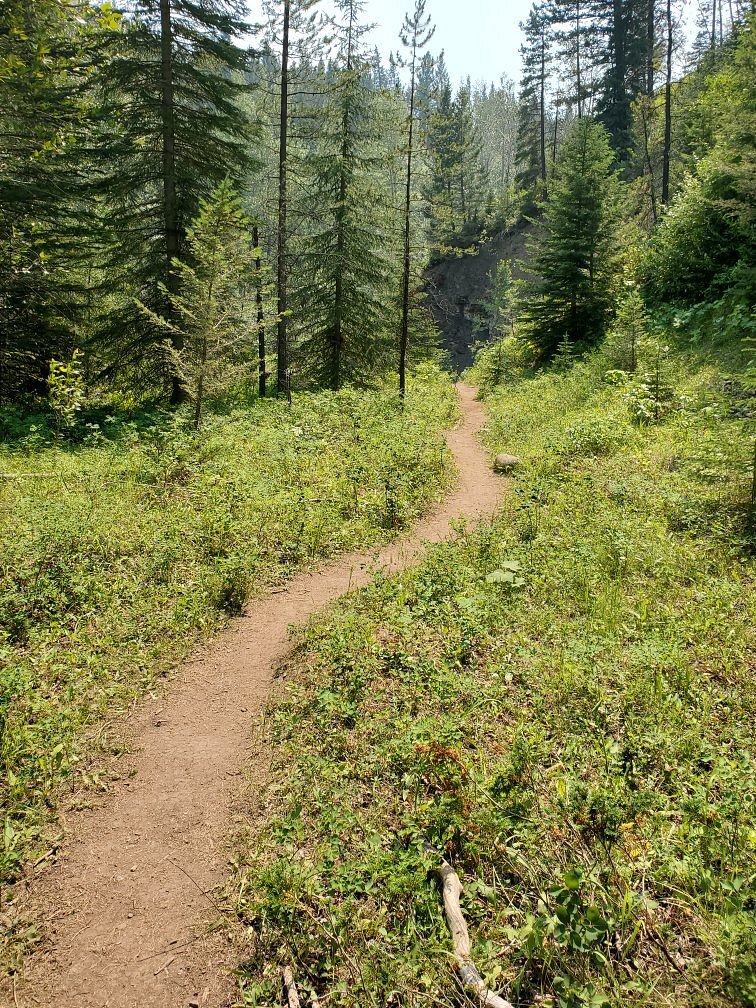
(424, 222, 531, 374)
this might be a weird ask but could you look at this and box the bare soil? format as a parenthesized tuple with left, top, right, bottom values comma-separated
(7, 383, 504, 1008)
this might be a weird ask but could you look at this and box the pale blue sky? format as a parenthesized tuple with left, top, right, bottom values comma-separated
(246, 1, 535, 86)
(360, 0, 534, 86)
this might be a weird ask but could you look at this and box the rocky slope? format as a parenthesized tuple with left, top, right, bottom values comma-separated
(426, 222, 531, 373)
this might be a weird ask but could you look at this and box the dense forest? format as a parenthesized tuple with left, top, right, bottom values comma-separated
(0, 0, 754, 1006)
(1, 0, 753, 406)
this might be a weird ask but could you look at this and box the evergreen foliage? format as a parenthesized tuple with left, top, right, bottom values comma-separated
(516, 3, 552, 205)
(138, 179, 262, 428)
(426, 79, 488, 251)
(641, 16, 755, 305)
(293, 0, 402, 388)
(0, 0, 117, 404)
(521, 118, 623, 358)
(95, 0, 253, 400)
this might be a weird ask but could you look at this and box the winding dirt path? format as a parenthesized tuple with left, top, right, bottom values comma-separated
(10, 384, 503, 1008)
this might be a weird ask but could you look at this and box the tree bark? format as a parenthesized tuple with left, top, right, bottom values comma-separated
(159, 0, 186, 405)
(661, 0, 672, 206)
(539, 25, 547, 183)
(276, 0, 290, 396)
(646, 0, 656, 95)
(252, 224, 267, 398)
(399, 49, 416, 400)
(576, 0, 583, 117)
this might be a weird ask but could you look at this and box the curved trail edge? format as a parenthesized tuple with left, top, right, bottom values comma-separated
(13, 383, 504, 1008)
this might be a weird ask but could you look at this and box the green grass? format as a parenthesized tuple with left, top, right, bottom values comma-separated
(230, 339, 755, 1008)
(0, 371, 456, 899)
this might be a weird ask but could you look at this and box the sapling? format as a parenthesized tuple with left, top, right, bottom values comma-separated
(48, 349, 85, 436)
(138, 180, 274, 428)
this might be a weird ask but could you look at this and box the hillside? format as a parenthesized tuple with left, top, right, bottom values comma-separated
(426, 224, 531, 372)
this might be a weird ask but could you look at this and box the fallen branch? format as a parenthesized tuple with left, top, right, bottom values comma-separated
(434, 855, 514, 1008)
(283, 966, 301, 1008)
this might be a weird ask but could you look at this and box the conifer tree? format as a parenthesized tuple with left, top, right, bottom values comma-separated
(293, 0, 401, 388)
(138, 180, 261, 428)
(520, 118, 622, 358)
(96, 0, 252, 401)
(258, 0, 323, 396)
(427, 80, 488, 250)
(0, 0, 117, 404)
(516, 4, 553, 205)
(397, 0, 435, 397)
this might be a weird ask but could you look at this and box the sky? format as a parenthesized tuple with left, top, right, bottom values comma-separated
(359, 0, 534, 87)
(246, 1, 534, 87)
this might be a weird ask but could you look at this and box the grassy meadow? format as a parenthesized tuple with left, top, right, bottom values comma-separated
(0, 372, 456, 899)
(230, 335, 755, 1008)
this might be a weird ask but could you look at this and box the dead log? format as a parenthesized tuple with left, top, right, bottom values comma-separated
(282, 966, 301, 1008)
(435, 857, 514, 1008)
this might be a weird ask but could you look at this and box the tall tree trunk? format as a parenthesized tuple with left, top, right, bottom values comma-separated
(399, 55, 416, 400)
(332, 129, 349, 390)
(640, 100, 659, 223)
(612, 0, 628, 150)
(276, 0, 290, 397)
(552, 99, 560, 172)
(331, 3, 356, 392)
(646, 0, 655, 94)
(252, 224, 267, 398)
(159, 0, 185, 405)
(539, 27, 547, 183)
(661, 0, 672, 206)
(576, 0, 583, 117)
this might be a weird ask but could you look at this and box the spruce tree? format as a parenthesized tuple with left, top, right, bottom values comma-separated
(397, 0, 435, 397)
(292, 0, 401, 388)
(516, 4, 553, 206)
(258, 0, 324, 396)
(427, 80, 489, 251)
(95, 0, 252, 401)
(0, 0, 117, 404)
(520, 118, 622, 358)
(138, 180, 260, 428)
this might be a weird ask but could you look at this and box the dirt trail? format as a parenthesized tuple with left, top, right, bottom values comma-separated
(11, 383, 503, 1008)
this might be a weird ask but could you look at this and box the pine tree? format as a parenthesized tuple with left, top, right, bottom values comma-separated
(397, 0, 435, 398)
(520, 118, 623, 358)
(516, 4, 553, 206)
(593, 0, 660, 161)
(549, 0, 598, 116)
(258, 0, 324, 396)
(292, 0, 401, 388)
(95, 0, 252, 401)
(0, 0, 118, 405)
(138, 180, 260, 428)
(426, 80, 489, 250)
